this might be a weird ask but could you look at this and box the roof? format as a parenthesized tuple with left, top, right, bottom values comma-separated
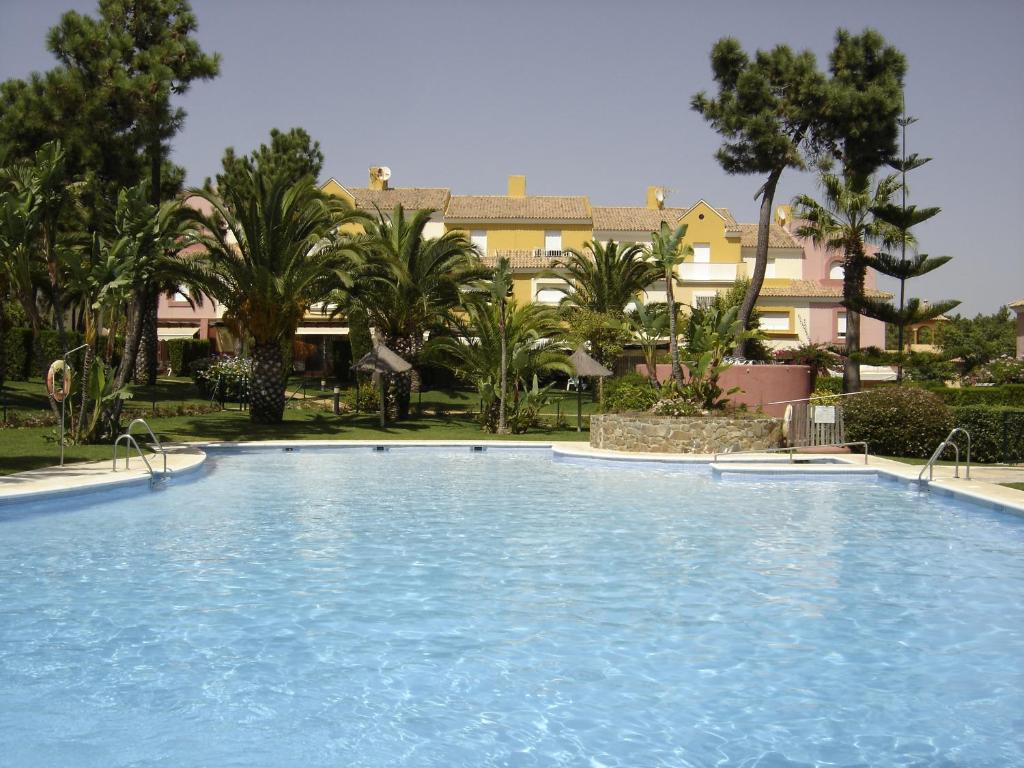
(446, 195, 591, 221)
(759, 280, 892, 299)
(1009, 298, 1024, 310)
(737, 223, 800, 249)
(346, 187, 450, 214)
(569, 346, 613, 377)
(352, 344, 412, 374)
(591, 206, 687, 232)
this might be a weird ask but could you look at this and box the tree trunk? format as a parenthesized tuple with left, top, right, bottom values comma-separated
(386, 334, 415, 419)
(76, 343, 94, 443)
(842, 244, 867, 394)
(666, 273, 684, 388)
(498, 300, 508, 433)
(108, 289, 147, 431)
(733, 168, 783, 357)
(250, 341, 286, 423)
(135, 291, 159, 385)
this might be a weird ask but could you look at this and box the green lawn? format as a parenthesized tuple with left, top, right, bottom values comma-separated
(0, 377, 591, 476)
(1002, 483, 1024, 493)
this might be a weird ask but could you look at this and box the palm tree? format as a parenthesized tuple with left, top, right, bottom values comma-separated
(793, 171, 901, 392)
(626, 298, 670, 387)
(184, 169, 368, 423)
(646, 222, 692, 388)
(356, 205, 489, 419)
(554, 240, 660, 316)
(426, 296, 569, 433)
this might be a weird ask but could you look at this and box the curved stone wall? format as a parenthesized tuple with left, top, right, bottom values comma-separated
(590, 413, 783, 454)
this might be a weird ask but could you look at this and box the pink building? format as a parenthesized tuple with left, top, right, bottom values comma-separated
(1012, 299, 1024, 358)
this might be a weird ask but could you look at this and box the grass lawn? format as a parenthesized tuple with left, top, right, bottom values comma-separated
(0, 377, 592, 476)
(1002, 483, 1024, 493)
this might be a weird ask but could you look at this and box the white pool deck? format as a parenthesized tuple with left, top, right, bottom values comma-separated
(2, 440, 1023, 515)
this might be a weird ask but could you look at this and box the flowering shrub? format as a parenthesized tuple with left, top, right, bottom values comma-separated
(650, 397, 702, 417)
(194, 356, 252, 402)
(976, 356, 1024, 385)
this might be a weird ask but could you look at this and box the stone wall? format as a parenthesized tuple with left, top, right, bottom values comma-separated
(590, 413, 783, 454)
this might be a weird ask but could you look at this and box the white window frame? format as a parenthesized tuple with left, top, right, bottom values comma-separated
(692, 291, 717, 310)
(759, 312, 791, 332)
(829, 263, 845, 280)
(544, 230, 562, 256)
(836, 313, 847, 339)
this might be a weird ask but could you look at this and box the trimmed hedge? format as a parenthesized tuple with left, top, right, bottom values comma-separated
(844, 387, 953, 458)
(30, 329, 85, 377)
(3, 327, 32, 381)
(951, 406, 1024, 464)
(166, 338, 211, 376)
(915, 383, 1024, 407)
(602, 373, 660, 413)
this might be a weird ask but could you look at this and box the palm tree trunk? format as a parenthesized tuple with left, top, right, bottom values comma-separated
(76, 343, 94, 443)
(108, 289, 147, 432)
(498, 300, 508, 433)
(387, 334, 415, 419)
(135, 291, 159, 385)
(250, 341, 286, 423)
(734, 168, 783, 357)
(666, 273, 684, 388)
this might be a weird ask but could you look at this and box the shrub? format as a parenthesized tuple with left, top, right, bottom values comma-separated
(815, 376, 843, 395)
(902, 351, 957, 383)
(976, 356, 1024, 385)
(165, 338, 211, 376)
(31, 329, 85, 377)
(918, 384, 1024, 408)
(602, 373, 659, 413)
(650, 396, 702, 417)
(195, 356, 252, 402)
(843, 386, 953, 458)
(347, 384, 380, 412)
(3, 327, 33, 381)
(950, 406, 1024, 464)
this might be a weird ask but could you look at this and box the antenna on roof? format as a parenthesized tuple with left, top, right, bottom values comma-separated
(377, 166, 391, 181)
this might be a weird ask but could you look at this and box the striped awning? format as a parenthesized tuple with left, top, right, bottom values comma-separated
(157, 327, 199, 340)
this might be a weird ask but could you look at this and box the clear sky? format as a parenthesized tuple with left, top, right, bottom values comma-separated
(2, 0, 1022, 315)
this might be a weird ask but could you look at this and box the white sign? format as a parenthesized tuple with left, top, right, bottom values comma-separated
(813, 406, 836, 424)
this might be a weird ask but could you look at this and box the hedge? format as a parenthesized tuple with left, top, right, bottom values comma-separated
(2, 327, 32, 381)
(31, 329, 85, 378)
(844, 387, 953, 458)
(165, 338, 211, 376)
(915, 383, 1024, 407)
(950, 406, 1024, 464)
(602, 372, 660, 413)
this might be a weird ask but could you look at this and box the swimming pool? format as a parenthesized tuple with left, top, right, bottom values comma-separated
(2, 447, 1022, 766)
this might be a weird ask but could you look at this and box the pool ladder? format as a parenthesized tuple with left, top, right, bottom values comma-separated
(919, 428, 971, 483)
(113, 418, 168, 483)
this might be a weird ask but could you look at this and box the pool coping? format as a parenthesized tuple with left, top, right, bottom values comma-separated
(2, 439, 1022, 516)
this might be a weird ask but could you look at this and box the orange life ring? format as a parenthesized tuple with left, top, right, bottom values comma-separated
(46, 360, 72, 403)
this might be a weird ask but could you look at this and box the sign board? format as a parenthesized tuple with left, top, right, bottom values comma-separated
(813, 405, 836, 424)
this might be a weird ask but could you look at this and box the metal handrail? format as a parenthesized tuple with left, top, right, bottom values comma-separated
(112, 433, 155, 477)
(919, 428, 971, 482)
(713, 441, 870, 465)
(125, 418, 167, 475)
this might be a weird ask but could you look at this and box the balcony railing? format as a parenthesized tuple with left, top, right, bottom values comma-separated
(679, 262, 740, 282)
(492, 248, 565, 260)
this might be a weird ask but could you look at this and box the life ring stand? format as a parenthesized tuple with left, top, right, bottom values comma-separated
(46, 359, 72, 403)
(782, 403, 793, 443)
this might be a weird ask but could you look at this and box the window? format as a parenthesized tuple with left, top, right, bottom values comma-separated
(692, 244, 711, 263)
(544, 230, 562, 256)
(471, 230, 487, 255)
(765, 259, 777, 279)
(693, 292, 716, 309)
(535, 284, 565, 304)
(170, 286, 190, 304)
(759, 312, 791, 331)
(837, 313, 847, 339)
(829, 263, 845, 280)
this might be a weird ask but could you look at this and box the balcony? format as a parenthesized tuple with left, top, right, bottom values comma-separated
(679, 262, 741, 282)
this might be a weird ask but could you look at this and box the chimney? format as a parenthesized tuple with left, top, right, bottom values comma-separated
(368, 166, 391, 191)
(646, 186, 665, 210)
(507, 174, 526, 198)
(774, 204, 791, 230)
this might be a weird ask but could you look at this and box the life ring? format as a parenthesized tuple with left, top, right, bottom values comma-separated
(782, 403, 793, 442)
(46, 359, 72, 403)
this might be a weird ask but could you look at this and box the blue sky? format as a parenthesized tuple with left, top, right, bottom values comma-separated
(2, 0, 1022, 315)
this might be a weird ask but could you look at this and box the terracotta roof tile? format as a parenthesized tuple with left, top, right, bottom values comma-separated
(759, 280, 892, 299)
(737, 223, 799, 248)
(591, 206, 687, 232)
(347, 187, 450, 213)
(446, 195, 590, 221)
(1009, 298, 1024, 310)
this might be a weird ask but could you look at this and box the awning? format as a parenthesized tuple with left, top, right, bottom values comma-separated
(157, 327, 200, 340)
(860, 364, 898, 382)
(295, 326, 349, 336)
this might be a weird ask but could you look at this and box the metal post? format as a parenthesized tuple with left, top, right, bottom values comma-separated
(576, 382, 582, 432)
(333, 387, 340, 415)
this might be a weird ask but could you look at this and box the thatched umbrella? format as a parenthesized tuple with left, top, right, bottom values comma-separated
(569, 345, 612, 432)
(351, 344, 412, 427)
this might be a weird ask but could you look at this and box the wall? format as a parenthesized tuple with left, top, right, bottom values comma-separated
(590, 413, 782, 453)
(447, 223, 592, 254)
(638, 363, 812, 417)
(1017, 307, 1024, 358)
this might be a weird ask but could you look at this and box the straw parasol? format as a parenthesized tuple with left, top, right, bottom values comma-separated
(351, 344, 411, 426)
(569, 345, 612, 432)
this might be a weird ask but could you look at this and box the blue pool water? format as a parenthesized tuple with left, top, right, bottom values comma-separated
(1, 448, 1023, 767)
